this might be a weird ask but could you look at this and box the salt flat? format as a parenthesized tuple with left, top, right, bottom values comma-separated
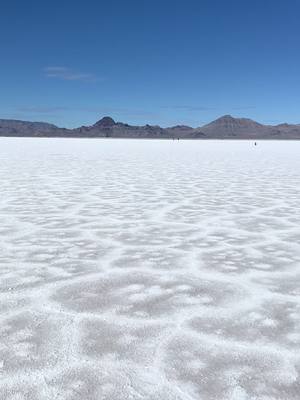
(0, 138, 300, 400)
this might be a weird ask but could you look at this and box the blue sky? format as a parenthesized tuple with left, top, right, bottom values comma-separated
(1, 0, 300, 128)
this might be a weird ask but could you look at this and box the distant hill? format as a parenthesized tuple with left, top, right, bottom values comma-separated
(0, 119, 66, 137)
(74, 117, 168, 138)
(198, 115, 300, 139)
(1, 115, 300, 139)
(199, 115, 267, 138)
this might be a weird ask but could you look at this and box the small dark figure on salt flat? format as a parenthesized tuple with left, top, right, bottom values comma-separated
(254, 142, 257, 146)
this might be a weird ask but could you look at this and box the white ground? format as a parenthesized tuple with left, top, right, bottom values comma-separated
(0, 138, 300, 400)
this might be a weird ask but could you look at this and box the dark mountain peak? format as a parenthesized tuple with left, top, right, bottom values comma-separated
(203, 115, 262, 128)
(212, 115, 260, 124)
(200, 114, 266, 138)
(94, 116, 116, 127)
(217, 114, 234, 121)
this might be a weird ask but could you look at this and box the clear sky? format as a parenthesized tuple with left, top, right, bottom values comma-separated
(1, 0, 300, 128)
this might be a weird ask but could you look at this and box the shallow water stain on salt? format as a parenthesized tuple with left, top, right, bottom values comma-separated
(0, 138, 300, 399)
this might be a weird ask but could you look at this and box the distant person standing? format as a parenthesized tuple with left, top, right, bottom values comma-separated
(254, 142, 257, 146)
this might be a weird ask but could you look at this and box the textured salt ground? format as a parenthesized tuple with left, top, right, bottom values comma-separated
(0, 138, 300, 400)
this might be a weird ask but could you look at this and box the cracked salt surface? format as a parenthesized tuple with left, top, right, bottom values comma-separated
(0, 138, 300, 399)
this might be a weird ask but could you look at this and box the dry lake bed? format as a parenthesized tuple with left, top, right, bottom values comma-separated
(0, 138, 300, 400)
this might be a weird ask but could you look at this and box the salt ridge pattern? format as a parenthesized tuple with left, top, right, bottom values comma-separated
(0, 138, 300, 399)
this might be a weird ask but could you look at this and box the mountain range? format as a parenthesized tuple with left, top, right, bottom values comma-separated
(1, 115, 300, 139)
